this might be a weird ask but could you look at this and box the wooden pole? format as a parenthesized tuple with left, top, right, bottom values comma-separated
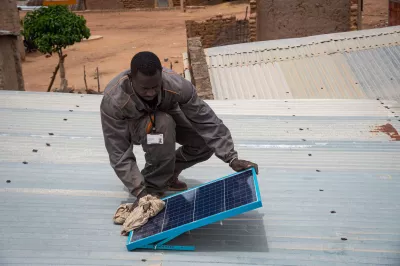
(96, 67, 100, 92)
(83, 65, 88, 91)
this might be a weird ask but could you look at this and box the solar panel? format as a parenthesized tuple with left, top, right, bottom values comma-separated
(126, 168, 262, 251)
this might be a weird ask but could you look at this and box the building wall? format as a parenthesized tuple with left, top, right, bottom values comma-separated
(389, 0, 400, 26)
(186, 0, 204, 5)
(0, 36, 24, 91)
(350, 0, 358, 30)
(257, 0, 350, 41)
(187, 37, 213, 99)
(186, 15, 249, 49)
(85, 0, 124, 9)
(0, 0, 24, 91)
(86, 0, 155, 9)
(119, 0, 154, 8)
(249, 0, 257, 41)
(1, 0, 21, 32)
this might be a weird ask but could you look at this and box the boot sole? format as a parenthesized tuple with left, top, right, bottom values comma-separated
(167, 186, 188, 191)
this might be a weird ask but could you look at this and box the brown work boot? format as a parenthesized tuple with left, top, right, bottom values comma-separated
(167, 174, 188, 191)
(150, 191, 165, 199)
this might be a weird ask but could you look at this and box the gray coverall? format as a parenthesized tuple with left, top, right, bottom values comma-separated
(100, 68, 238, 196)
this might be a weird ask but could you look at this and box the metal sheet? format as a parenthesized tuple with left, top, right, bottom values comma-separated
(278, 54, 366, 99)
(345, 46, 400, 101)
(0, 91, 399, 265)
(205, 26, 400, 101)
(209, 62, 292, 100)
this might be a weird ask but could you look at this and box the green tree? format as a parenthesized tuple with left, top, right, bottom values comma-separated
(22, 5, 90, 92)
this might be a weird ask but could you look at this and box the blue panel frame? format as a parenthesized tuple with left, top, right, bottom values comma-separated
(126, 168, 262, 251)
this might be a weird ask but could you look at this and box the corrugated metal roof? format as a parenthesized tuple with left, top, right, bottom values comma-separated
(205, 26, 400, 101)
(345, 46, 400, 101)
(1, 91, 399, 265)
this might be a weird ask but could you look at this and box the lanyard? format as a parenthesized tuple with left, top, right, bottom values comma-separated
(149, 112, 156, 133)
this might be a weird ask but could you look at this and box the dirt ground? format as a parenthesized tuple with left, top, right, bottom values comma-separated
(20, 3, 249, 92)
(20, 0, 389, 92)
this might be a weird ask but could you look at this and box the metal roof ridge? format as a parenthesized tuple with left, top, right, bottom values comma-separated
(205, 26, 400, 63)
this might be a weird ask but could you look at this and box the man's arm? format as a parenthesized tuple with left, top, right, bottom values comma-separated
(100, 95, 145, 196)
(176, 78, 258, 173)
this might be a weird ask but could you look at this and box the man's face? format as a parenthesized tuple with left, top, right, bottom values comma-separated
(131, 70, 162, 101)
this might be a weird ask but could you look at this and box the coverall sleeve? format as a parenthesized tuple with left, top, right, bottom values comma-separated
(177, 79, 238, 163)
(100, 95, 145, 196)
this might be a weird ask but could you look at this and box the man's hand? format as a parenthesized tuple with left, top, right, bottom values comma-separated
(230, 159, 259, 174)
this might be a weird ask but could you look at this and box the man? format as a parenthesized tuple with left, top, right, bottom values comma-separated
(100, 51, 258, 200)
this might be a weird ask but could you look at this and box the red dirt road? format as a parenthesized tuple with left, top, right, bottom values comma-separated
(21, 3, 248, 92)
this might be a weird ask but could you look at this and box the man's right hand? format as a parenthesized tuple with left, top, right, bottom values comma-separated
(230, 158, 259, 174)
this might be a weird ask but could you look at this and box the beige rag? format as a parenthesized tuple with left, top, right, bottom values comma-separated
(113, 203, 134, 225)
(114, 195, 165, 236)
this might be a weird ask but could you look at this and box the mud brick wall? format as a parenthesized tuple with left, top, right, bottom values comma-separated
(186, 15, 249, 49)
(0, 0, 24, 91)
(186, 0, 204, 5)
(174, 0, 204, 6)
(0, 36, 25, 91)
(187, 37, 213, 100)
(249, 0, 257, 41)
(86, 0, 155, 9)
(389, 0, 400, 26)
(119, 0, 154, 8)
(85, 0, 124, 9)
(1, 0, 20, 33)
(257, 0, 350, 41)
(350, 0, 358, 30)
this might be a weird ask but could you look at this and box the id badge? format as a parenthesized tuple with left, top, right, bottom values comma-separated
(147, 134, 164, 145)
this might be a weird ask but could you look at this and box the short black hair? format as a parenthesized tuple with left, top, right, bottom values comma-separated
(130, 51, 162, 77)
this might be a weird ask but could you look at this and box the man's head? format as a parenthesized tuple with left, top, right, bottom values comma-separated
(130, 51, 162, 101)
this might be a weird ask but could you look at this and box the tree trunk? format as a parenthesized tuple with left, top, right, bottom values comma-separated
(58, 50, 68, 92)
(47, 62, 60, 92)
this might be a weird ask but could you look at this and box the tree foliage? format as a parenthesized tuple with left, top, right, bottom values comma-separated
(21, 5, 91, 55)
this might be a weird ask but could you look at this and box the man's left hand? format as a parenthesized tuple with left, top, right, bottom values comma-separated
(230, 159, 259, 174)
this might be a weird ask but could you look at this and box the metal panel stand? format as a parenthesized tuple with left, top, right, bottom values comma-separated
(137, 234, 195, 251)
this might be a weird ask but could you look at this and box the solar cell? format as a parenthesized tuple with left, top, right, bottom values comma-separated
(127, 168, 261, 251)
(130, 208, 165, 242)
(194, 179, 224, 220)
(163, 189, 196, 231)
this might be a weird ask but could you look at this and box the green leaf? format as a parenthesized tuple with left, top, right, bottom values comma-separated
(22, 5, 91, 56)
